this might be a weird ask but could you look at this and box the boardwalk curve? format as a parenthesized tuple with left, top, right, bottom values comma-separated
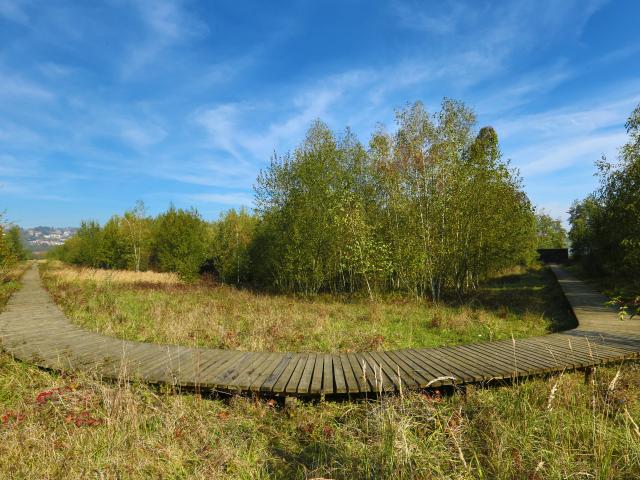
(1, 264, 639, 397)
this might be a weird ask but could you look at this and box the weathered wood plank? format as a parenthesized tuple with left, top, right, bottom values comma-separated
(295, 353, 316, 394)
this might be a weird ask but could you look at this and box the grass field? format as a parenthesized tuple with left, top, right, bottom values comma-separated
(40, 261, 573, 352)
(2, 263, 640, 478)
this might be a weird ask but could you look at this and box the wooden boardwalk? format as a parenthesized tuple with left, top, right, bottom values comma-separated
(1, 264, 639, 397)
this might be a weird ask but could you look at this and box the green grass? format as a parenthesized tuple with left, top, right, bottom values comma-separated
(39, 262, 572, 352)
(0, 265, 24, 309)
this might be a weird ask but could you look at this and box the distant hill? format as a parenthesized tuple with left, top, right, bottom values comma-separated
(20, 226, 78, 252)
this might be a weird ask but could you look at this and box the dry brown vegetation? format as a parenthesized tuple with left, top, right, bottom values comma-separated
(46, 260, 182, 286)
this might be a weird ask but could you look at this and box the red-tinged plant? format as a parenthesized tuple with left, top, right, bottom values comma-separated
(35, 387, 72, 405)
(64, 411, 102, 427)
(322, 425, 334, 438)
(1, 411, 26, 425)
(216, 410, 230, 420)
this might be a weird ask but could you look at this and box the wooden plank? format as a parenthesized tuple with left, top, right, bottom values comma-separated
(384, 350, 433, 387)
(208, 351, 254, 387)
(338, 353, 360, 393)
(455, 342, 549, 377)
(436, 345, 509, 380)
(371, 350, 419, 389)
(408, 348, 475, 383)
(405, 348, 464, 385)
(332, 354, 348, 394)
(2, 262, 640, 398)
(310, 354, 324, 394)
(246, 353, 284, 391)
(359, 352, 394, 392)
(260, 353, 295, 392)
(345, 353, 372, 393)
(283, 353, 308, 394)
(322, 354, 334, 394)
(426, 347, 490, 380)
(295, 353, 317, 394)
(218, 352, 268, 389)
(442, 344, 524, 380)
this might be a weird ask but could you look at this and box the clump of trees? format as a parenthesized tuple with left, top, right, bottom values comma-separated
(569, 103, 640, 282)
(252, 100, 536, 299)
(536, 212, 568, 249)
(50, 205, 210, 280)
(53, 99, 540, 297)
(1, 214, 29, 279)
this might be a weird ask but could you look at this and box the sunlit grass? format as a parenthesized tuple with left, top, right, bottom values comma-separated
(45, 260, 182, 286)
(0, 262, 29, 308)
(40, 262, 571, 353)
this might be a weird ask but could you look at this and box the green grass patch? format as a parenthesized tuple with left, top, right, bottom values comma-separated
(40, 263, 572, 352)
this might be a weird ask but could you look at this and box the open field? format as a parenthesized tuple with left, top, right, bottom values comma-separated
(40, 261, 573, 353)
(1, 263, 639, 478)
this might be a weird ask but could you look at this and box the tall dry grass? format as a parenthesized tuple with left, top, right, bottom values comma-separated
(39, 262, 565, 353)
(46, 260, 182, 286)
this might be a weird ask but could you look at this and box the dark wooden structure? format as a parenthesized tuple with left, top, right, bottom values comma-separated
(537, 248, 569, 264)
(0, 264, 638, 397)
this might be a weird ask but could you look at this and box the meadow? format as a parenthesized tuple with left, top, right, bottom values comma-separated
(1, 262, 639, 478)
(39, 261, 572, 353)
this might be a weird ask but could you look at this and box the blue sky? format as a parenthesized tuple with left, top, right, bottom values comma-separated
(1, 0, 639, 227)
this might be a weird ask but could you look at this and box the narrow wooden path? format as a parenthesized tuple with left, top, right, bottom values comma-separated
(1, 264, 639, 397)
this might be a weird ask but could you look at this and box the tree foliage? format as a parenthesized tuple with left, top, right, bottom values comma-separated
(569, 103, 640, 280)
(210, 208, 257, 285)
(536, 212, 567, 249)
(50, 204, 208, 281)
(51, 99, 539, 298)
(253, 100, 536, 299)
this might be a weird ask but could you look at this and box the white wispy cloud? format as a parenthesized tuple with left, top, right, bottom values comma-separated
(193, 70, 368, 163)
(515, 131, 627, 176)
(0, 0, 29, 23)
(120, 121, 167, 150)
(38, 62, 75, 78)
(184, 192, 254, 206)
(493, 82, 640, 221)
(496, 93, 640, 142)
(122, 0, 208, 76)
(0, 71, 54, 101)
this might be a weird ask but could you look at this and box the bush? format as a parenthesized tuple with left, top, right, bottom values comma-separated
(151, 207, 210, 280)
(569, 103, 640, 282)
(253, 100, 536, 299)
(210, 208, 257, 284)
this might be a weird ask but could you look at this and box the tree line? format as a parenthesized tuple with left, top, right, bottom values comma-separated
(569, 103, 640, 284)
(50, 99, 562, 299)
(0, 215, 29, 279)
